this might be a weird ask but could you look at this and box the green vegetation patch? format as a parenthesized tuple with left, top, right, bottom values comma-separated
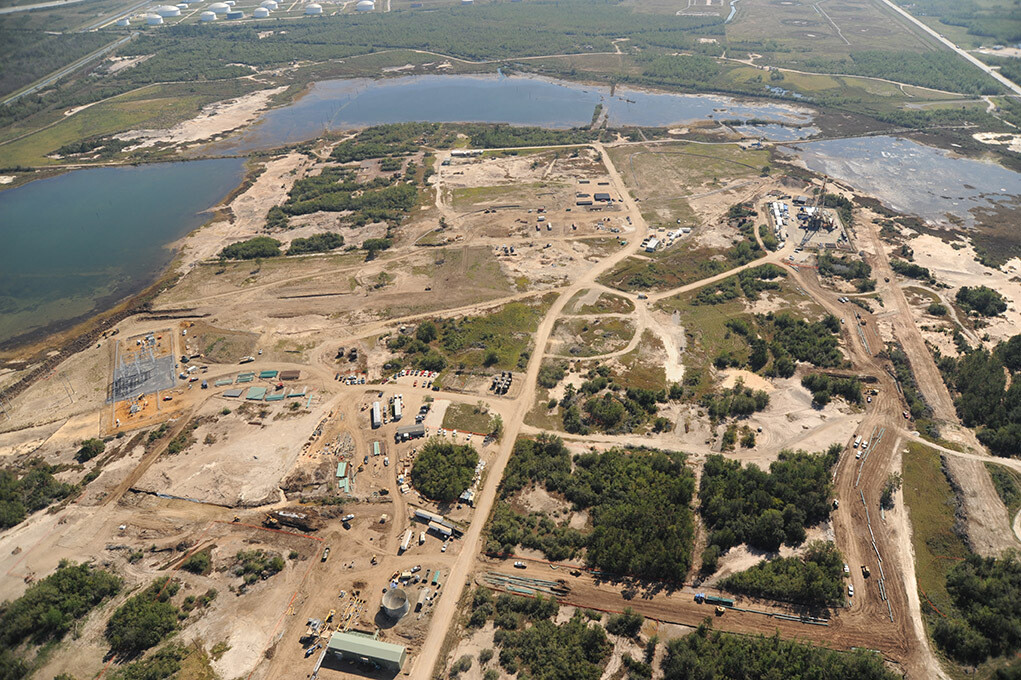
(389, 298, 552, 373)
(278, 166, 418, 227)
(902, 442, 970, 623)
(0, 561, 121, 663)
(488, 435, 695, 581)
(698, 446, 838, 571)
(986, 464, 1021, 517)
(938, 334, 1021, 456)
(441, 401, 501, 436)
(956, 285, 1007, 317)
(105, 577, 181, 657)
(286, 233, 344, 256)
(555, 364, 670, 434)
(800, 373, 863, 407)
(468, 589, 609, 680)
(411, 439, 479, 503)
(566, 290, 636, 315)
(219, 236, 281, 261)
(0, 460, 77, 530)
(233, 549, 285, 586)
(661, 619, 899, 680)
(721, 541, 846, 607)
(551, 317, 636, 357)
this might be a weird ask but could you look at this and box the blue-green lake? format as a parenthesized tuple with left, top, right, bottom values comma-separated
(0, 158, 244, 346)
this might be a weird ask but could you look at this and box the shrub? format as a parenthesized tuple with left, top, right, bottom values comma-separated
(411, 440, 479, 502)
(219, 236, 281, 260)
(105, 578, 180, 657)
(75, 438, 105, 463)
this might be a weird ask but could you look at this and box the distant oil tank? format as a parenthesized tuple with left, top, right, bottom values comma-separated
(305, 2, 322, 13)
(209, 2, 229, 13)
(145, 13, 164, 24)
(154, 4, 180, 16)
(381, 588, 409, 620)
(355, 0, 374, 9)
(260, 0, 279, 8)
(200, 10, 216, 20)
(254, 6, 270, 16)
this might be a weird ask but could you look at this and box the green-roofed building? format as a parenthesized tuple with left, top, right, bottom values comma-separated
(327, 631, 406, 672)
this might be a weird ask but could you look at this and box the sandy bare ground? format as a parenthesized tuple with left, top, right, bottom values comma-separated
(973, 132, 1021, 154)
(943, 454, 1020, 555)
(119, 86, 287, 149)
(906, 233, 1021, 346)
(174, 152, 311, 269)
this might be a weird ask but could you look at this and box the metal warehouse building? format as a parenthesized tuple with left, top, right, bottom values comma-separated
(327, 631, 406, 672)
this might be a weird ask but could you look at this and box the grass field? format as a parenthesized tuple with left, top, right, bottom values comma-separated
(550, 317, 636, 357)
(442, 401, 498, 434)
(450, 182, 559, 210)
(902, 442, 970, 622)
(564, 290, 636, 315)
(0, 80, 261, 166)
(598, 242, 746, 292)
(610, 329, 667, 391)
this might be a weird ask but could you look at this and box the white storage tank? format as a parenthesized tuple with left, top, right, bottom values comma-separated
(155, 4, 180, 16)
(381, 588, 409, 620)
(200, 10, 216, 19)
(355, 0, 373, 9)
(145, 13, 164, 24)
(115, 17, 130, 25)
(176, 3, 188, 9)
(225, 9, 243, 18)
(260, 0, 278, 7)
(253, 6, 270, 16)
(304, 2, 322, 13)
(208, 1, 229, 11)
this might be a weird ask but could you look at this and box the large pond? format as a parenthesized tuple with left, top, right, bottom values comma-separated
(207, 73, 815, 154)
(0, 158, 244, 346)
(784, 136, 1021, 228)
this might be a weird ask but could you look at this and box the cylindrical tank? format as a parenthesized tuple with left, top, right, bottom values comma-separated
(355, 0, 373, 9)
(254, 6, 270, 16)
(155, 4, 180, 15)
(381, 588, 409, 619)
(304, 2, 322, 13)
(209, 2, 229, 11)
(226, 9, 243, 18)
(115, 17, 130, 25)
(145, 13, 164, 24)
(200, 10, 216, 19)
(260, 0, 278, 8)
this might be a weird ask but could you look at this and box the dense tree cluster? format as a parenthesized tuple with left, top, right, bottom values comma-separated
(939, 334, 1021, 456)
(489, 437, 696, 581)
(692, 265, 785, 306)
(411, 439, 479, 502)
(797, 50, 1001, 95)
(889, 258, 933, 282)
(330, 123, 455, 161)
(701, 382, 769, 420)
(286, 233, 344, 255)
(889, 343, 932, 424)
(0, 461, 77, 530)
(218, 236, 281, 260)
(817, 252, 871, 282)
(801, 373, 863, 406)
(956, 285, 1007, 316)
(280, 167, 418, 226)
(463, 124, 598, 148)
(105, 578, 181, 657)
(721, 541, 845, 607)
(233, 550, 285, 585)
(389, 301, 544, 373)
(0, 30, 113, 99)
(892, 0, 1021, 45)
(537, 362, 567, 389)
(661, 620, 899, 680)
(0, 562, 121, 653)
(557, 373, 666, 434)
(75, 438, 105, 463)
(699, 447, 838, 563)
(933, 552, 1021, 665)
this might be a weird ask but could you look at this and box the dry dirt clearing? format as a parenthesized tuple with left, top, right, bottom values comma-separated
(119, 86, 287, 150)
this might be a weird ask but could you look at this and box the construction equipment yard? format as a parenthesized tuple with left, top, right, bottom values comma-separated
(1, 134, 1020, 680)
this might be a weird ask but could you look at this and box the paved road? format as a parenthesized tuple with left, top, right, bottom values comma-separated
(873, 0, 1021, 96)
